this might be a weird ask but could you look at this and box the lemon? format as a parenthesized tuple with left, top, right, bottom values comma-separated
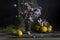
(35, 25, 40, 31)
(40, 26, 47, 32)
(17, 29, 23, 37)
(47, 25, 52, 32)
(41, 23, 44, 26)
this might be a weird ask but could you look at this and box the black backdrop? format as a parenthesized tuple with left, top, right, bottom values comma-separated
(0, 0, 60, 31)
(37, 0, 60, 31)
(0, 0, 20, 26)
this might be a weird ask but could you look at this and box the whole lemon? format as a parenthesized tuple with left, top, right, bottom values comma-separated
(40, 26, 47, 32)
(47, 25, 52, 32)
(41, 23, 44, 26)
(35, 25, 40, 31)
(17, 29, 23, 37)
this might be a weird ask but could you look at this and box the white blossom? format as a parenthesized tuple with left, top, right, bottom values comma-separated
(34, 8, 41, 18)
(29, 16, 34, 22)
(38, 18, 42, 24)
(24, 2, 29, 6)
(42, 20, 49, 26)
(13, 4, 17, 7)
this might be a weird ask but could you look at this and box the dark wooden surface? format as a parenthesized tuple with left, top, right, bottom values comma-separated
(0, 29, 60, 40)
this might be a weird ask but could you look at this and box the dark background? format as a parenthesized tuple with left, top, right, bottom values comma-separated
(0, 0, 20, 26)
(0, 0, 60, 31)
(37, 0, 60, 31)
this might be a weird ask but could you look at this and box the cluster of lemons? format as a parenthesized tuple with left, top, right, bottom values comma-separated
(6, 22, 53, 37)
(35, 23, 53, 32)
(16, 24, 52, 37)
(13, 24, 52, 37)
